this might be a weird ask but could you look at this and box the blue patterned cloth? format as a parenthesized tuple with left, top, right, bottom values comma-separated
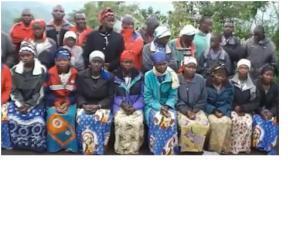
(46, 104, 78, 153)
(252, 114, 279, 155)
(1, 103, 12, 149)
(76, 109, 112, 155)
(148, 109, 178, 155)
(8, 102, 46, 152)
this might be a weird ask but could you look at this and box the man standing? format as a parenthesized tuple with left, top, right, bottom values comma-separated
(69, 12, 93, 47)
(121, 15, 144, 70)
(46, 5, 72, 47)
(83, 8, 124, 72)
(221, 20, 243, 74)
(244, 25, 277, 80)
(193, 16, 213, 60)
(10, 9, 33, 51)
(138, 15, 160, 45)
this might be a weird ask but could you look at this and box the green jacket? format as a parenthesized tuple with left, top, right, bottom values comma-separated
(193, 30, 210, 59)
(144, 69, 178, 124)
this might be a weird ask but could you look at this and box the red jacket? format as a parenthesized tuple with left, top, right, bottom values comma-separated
(46, 66, 78, 107)
(69, 26, 93, 47)
(10, 21, 33, 49)
(1, 64, 12, 104)
(121, 30, 144, 70)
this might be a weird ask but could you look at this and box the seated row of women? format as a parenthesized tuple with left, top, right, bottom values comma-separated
(1, 42, 279, 155)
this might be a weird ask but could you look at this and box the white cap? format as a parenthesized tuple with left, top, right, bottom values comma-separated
(154, 25, 171, 39)
(237, 59, 251, 70)
(89, 50, 105, 62)
(179, 25, 196, 37)
(183, 56, 197, 66)
(64, 31, 77, 40)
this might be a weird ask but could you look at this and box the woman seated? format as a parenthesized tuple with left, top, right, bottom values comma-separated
(76, 51, 114, 155)
(28, 19, 57, 69)
(113, 50, 144, 155)
(2, 64, 12, 149)
(252, 64, 279, 155)
(206, 63, 234, 154)
(45, 48, 78, 153)
(8, 41, 47, 152)
(230, 59, 260, 154)
(144, 51, 179, 155)
(176, 56, 209, 153)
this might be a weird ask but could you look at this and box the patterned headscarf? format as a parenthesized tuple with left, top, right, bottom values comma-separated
(19, 41, 36, 56)
(99, 8, 114, 23)
(55, 47, 71, 60)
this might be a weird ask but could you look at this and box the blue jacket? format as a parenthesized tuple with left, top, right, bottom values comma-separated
(205, 78, 234, 117)
(144, 69, 178, 124)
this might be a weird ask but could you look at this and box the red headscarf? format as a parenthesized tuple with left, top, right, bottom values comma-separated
(31, 19, 46, 41)
(120, 50, 135, 62)
(99, 8, 114, 23)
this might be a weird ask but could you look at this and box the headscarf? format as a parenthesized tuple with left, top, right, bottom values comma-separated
(179, 25, 196, 37)
(183, 56, 197, 66)
(89, 50, 105, 62)
(151, 51, 168, 64)
(31, 19, 46, 41)
(55, 47, 71, 60)
(154, 25, 171, 39)
(64, 31, 77, 41)
(120, 50, 135, 62)
(19, 41, 36, 56)
(99, 8, 114, 23)
(237, 58, 251, 70)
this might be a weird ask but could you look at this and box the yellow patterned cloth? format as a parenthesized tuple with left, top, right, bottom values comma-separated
(207, 114, 232, 154)
(177, 110, 210, 152)
(114, 109, 144, 154)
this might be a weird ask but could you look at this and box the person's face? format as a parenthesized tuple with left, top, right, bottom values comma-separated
(224, 22, 234, 36)
(183, 63, 197, 78)
(262, 70, 274, 84)
(210, 36, 220, 49)
(21, 12, 33, 26)
(199, 19, 212, 33)
(157, 36, 170, 46)
(212, 70, 226, 85)
(65, 37, 76, 48)
(122, 21, 134, 30)
(19, 51, 34, 65)
(90, 57, 104, 73)
(154, 62, 168, 74)
(55, 58, 70, 71)
(102, 16, 115, 29)
(121, 60, 134, 72)
(52, 6, 65, 20)
(75, 14, 86, 29)
(32, 23, 44, 39)
(253, 29, 264, 43)
(238, 65, 249, 79)
(182, 35, 195, 46)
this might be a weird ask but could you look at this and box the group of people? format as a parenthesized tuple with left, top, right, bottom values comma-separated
(1, 5, 279, 155)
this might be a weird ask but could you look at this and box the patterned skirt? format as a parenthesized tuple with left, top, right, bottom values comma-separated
(148, 109, 178, 155)
(8, 102, 46, 152)
(47, 104, 78, 153)
(76, 108, 112, 155)
(252, 114, 279, 155)
(230, 112, 253, 154)
(177, 111, 210, 153)
(207, 114, 232, 154)
(114, 109, 144, 155)
(1, 103, 12, 149)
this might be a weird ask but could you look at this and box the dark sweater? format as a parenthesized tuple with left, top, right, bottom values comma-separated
(83, 27, 124, 72)
(256, 80, 279, 117)
(76, 68, 114, 109)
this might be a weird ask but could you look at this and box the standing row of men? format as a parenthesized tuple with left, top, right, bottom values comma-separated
(2, 5, 277, 81)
